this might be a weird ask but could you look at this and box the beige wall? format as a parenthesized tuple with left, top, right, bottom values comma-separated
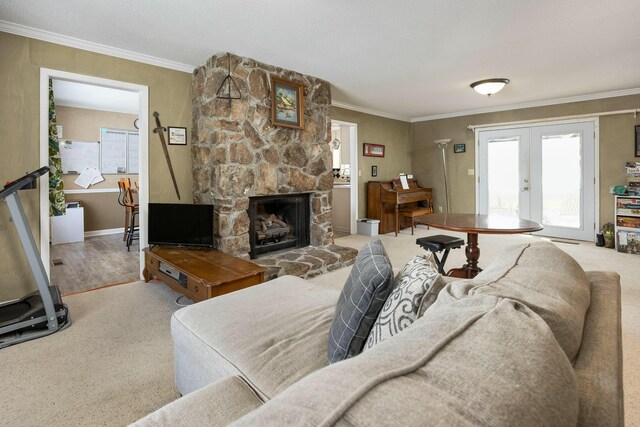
(64, 192, 125, 232)
(330, 107, 413, 218)
(57, 106, 139, 231)
(411, 95, 640, 227)
(331, 186, 351, 233)
(0, 32, 192, 301)
(56, 106, 137, 143)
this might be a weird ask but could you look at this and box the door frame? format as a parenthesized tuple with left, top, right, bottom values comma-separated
(477, 127, 531, 219)
(474, 117, 600, 240)
(331, 119, 359, 234)
(39, 68, 149, 277)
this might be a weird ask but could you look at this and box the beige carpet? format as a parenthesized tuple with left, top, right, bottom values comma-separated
(0, 281, 182, 427)
(1, 228, 638, 426)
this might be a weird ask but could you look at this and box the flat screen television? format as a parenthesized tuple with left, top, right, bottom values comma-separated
(148, 203, 214, 247)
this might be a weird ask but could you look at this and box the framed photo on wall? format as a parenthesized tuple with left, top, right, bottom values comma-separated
(168, 127, 187, 145)
(271, 77, 305, 129)
(635, 125, 640, 157)
(453, 143, 466, 153)
(363, 143, 385, 157)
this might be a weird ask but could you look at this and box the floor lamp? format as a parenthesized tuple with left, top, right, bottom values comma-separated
(434, 139, 451, 214)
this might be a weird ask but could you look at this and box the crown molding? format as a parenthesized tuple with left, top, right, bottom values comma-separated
(5, 20, 638, 121)
(0, 20, 195, 73)
(331, 100, 410, 122)
(410, 87, 640, 122)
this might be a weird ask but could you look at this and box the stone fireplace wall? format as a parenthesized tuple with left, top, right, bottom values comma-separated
(191, 53, 334, 257)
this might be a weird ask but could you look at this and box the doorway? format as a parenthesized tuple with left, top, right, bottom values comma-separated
(40, 69, 149, 289)
(477, 120, 597, 241)
(330, 120, 358, 235)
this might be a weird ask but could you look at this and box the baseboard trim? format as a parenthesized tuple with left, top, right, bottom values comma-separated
(334, 226, 350, 233)
(65, 188, 119, 194)
(84, 228, 122, 238)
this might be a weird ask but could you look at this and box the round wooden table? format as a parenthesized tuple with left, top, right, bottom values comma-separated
(416, 213, 543, 278)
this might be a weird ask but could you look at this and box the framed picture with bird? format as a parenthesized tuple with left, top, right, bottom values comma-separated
(271, 76, 304, 129)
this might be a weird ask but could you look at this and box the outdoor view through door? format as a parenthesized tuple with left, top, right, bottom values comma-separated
(477, 121, 596, 241)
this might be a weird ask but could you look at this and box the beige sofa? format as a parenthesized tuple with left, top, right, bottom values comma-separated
(133, 242, 623, 426)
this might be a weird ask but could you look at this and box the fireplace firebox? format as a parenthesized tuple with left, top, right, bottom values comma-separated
(248, 194, 311, 259)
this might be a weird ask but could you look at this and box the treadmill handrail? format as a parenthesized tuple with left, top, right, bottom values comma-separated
(0, 166, 50, 199)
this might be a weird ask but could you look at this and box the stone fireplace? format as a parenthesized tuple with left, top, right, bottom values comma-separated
(191, 53, 334, 259)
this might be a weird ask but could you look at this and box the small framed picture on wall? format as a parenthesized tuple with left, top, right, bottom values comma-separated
(453, 143, 466, 153)
(635, 125, 640, 157)
(363, 143, 385, 157)
(168, 127, 187, 145)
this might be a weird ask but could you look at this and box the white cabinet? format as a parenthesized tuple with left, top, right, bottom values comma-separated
(51, 206, 84, 245)
(614, 195, 640, 254)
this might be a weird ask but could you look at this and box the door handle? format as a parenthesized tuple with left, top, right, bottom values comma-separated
(521, 187, 529, 191)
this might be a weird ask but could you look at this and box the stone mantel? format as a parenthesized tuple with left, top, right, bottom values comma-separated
(191, 53, 334, 257)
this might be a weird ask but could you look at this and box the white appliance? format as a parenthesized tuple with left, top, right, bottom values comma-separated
(50, 205, 84, 245)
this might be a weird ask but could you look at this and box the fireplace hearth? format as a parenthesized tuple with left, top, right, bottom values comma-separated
(248, 194, 310, 259)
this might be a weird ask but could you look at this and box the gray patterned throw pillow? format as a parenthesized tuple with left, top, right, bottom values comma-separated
(327, 239, 394, 364)
(364, 253, 444, 349)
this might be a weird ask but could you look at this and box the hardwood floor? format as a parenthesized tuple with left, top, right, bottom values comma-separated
(50, 234, 140, 295)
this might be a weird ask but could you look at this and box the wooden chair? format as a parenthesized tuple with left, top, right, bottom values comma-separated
(117, 178, 139, 251)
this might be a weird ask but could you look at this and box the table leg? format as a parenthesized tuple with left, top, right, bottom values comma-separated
(395, 205, 399, 236)
(446, 232, 482, 279)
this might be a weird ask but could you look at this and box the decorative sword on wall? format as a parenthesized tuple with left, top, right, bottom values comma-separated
(153, 111, 181, 200)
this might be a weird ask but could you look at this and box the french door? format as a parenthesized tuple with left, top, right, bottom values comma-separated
(477, 121, 596, 241)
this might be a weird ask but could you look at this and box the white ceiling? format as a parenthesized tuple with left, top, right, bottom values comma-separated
(3, 0, 640, 121)
(53, 80, 139, 114)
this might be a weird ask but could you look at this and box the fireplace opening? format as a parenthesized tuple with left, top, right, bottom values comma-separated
(248, 194, 311, 259)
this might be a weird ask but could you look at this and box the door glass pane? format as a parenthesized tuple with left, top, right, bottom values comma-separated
(487, 138, 519, 217)
(541, 133, 581, 228)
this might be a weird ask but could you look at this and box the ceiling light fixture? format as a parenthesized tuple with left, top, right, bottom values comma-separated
(470, 78, 510, 96)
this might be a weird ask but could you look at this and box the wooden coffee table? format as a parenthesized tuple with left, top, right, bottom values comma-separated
(415, 214, 543, 278)
(143, 246, 266, 302)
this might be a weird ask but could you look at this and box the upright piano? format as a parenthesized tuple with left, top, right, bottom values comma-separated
(367, 179, 433, 235)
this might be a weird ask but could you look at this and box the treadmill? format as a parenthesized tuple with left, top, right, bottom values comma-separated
(0, 167, 70, 348)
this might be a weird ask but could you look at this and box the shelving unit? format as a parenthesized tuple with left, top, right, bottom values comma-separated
(615, 195, 640, 254)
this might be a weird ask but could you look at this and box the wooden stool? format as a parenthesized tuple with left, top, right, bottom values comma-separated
(117, 179, 139, 251)
(416, 235, 464, 274)
(397, 205, 434, 236)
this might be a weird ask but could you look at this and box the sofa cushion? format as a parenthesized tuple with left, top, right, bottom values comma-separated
(575, 271, 624, 427)
(327, 239, 394, 363)
(130, 376, 263, 427)
(364, 253, 443, 349)
(437, 242, 590, 361)
(172, 275, 339, 399)
(231, 294, 579, 426)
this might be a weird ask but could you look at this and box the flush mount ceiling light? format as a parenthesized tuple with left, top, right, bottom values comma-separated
(470, 78, 510, 96)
